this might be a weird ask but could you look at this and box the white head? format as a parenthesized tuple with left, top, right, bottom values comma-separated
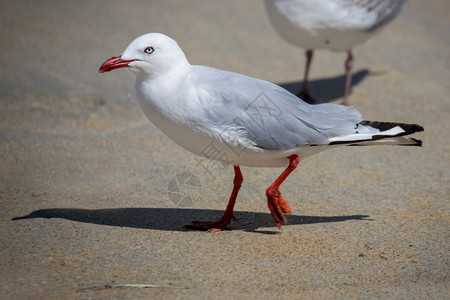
(99, 33, 190, 79)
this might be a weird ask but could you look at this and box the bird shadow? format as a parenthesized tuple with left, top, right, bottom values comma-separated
(277, 69, 377, 103)
(12, 207, 371, 234)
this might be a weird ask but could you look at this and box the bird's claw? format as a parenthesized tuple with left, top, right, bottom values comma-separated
(267, 190, 292, 227)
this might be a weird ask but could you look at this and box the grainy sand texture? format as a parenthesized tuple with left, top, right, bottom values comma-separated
(1, 0, 448, 299)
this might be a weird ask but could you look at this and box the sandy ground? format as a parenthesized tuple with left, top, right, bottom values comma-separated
(1, 0, 449, 299)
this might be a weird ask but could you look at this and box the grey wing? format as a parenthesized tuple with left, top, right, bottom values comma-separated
(348, 0, 407, 31)
(193, 67, 362, 150)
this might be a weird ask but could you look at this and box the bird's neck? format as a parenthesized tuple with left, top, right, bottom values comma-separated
(134, 63, 190, 109)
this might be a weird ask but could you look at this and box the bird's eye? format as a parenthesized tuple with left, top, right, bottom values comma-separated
(144, 47, 154, 54)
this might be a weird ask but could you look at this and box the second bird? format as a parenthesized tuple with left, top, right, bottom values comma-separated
(264, 0, 406, 105)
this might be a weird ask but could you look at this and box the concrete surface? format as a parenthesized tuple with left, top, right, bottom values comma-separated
(1, 0, 448, 299)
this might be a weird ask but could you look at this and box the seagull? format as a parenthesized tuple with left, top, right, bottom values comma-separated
(99, 33, 423, 232)
(264, 0, 407, 105)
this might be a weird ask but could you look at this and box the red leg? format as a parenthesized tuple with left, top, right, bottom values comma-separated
(342, 50, 353, 106)
(185, 166, 243, 232)
(298, 49, 317, 104)
(266, 155, 300, 227)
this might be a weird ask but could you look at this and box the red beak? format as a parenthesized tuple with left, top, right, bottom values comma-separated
(98, 56, 135, 73)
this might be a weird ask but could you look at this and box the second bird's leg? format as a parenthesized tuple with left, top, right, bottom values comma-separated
(298, 49, 317, 104)
(266, 155, 300, 227)
(342, 50, 353, 106)
(185, 166, 243, 232)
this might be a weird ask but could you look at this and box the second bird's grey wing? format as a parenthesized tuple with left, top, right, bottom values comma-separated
(349, 0, 406, 31)
(192, 66, 362, 150)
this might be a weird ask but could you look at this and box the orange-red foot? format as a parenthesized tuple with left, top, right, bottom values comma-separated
(184, 214, 237, 232)
(267, 189, 292, 227)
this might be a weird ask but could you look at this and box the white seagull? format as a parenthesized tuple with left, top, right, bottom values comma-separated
(99, 33, 422, 231)
(264, 0, 407, 105)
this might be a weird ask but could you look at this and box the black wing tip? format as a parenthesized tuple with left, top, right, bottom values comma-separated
(360, 120, 424, 135)
(404, 124, 424, 134)
(329, 121, 424, 146)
